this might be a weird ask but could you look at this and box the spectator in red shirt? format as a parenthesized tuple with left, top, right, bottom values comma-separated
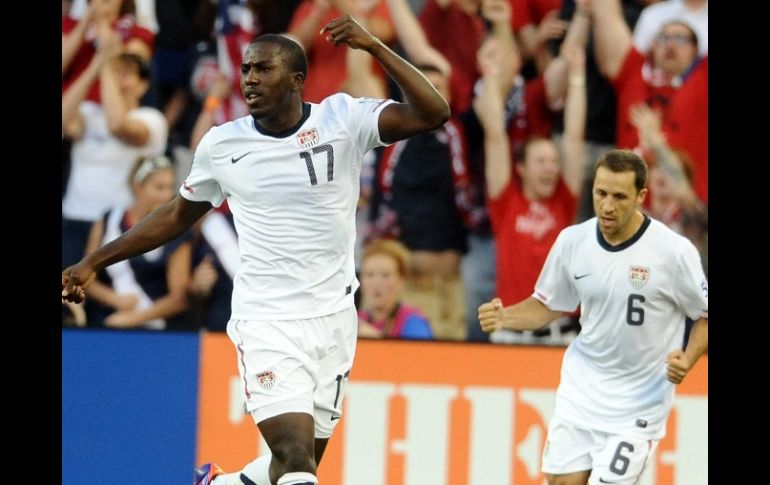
(63, 0, 154, 103)
(591, 0, 707, 201)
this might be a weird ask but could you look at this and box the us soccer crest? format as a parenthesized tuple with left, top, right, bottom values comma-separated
(256, 370, 276, 391)
(629, 265, 649, 290)
(297, 128, 319, 149)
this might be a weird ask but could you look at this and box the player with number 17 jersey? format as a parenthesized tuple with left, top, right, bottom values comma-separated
(534, 216, 708, 439)
(181, 93, 395, 320)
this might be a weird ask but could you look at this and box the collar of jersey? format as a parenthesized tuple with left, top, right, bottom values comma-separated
(252, 102, 312, 138)
(595, 215, 651, 252)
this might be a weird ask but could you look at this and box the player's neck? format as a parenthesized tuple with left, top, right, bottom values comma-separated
(253, 100, 305, 134)
(603, 211, 646, 246)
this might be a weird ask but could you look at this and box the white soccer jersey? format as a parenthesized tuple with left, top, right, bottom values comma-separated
(181, 93, 395, 320)
(534, 216, 708, 439)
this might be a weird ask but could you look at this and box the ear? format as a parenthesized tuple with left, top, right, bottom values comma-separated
(292, 72, 305, 91)
(637, 187, 648, 205)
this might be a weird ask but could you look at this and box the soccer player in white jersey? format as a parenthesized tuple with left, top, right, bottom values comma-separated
(478, 149, 708, 485)
(62, 16, 450, 485)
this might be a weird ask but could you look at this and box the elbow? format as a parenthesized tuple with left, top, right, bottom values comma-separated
(427, 100, 451, 130)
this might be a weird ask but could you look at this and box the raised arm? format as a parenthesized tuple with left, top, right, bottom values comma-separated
(321, 15, 450, 143)
(560, 43, 587, 196)
(590, 0, 632, 79)
(62, 196, 212, 303)
(544, 0, 591, 108)
(384, 0, 451, 77)
(473, 39, 511, 200)
(478, 296, 562, 332)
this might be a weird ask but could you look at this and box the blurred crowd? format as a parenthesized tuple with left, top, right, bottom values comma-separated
(62, 0, 708, 346)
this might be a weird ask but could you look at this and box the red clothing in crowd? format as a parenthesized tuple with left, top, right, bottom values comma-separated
(488, 179, 576, 306)
(612, 49, 708, 201)
(289, 1, 393, 103)
(62, 15, 154, 103)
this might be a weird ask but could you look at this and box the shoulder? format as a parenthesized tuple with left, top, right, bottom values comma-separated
(205, 115, 252, 145)
(646, 217, 696, 253)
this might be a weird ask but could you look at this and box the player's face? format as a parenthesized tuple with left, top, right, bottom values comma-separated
(134, 169, 176, 211)
(360, 254, 405, 313)
(240, 43, 297, 119)
(592, 166, 647, 241)
(652, 24, 698, 77)
(517, 139, 561, 200)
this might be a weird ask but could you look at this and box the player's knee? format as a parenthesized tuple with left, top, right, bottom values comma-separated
(270, 439, 316, 475)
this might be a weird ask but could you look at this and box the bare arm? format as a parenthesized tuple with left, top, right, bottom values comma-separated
(590, 0, 632, 79)
(62, 14, 91, 74)
(544, 1, 591, 108)
(289, 0, 333, 49)
(474, 44, 511, 200)
(82, 218, 140, 310)
(105, 243, 192, 328)
(62, 196, 212, 303)
(667, 318, 708, 384)
(384, 0, 451, 77)
(560, 43, 587, 196)
(62, 55, 102, 139)
(322, 15, 450, 142)
(478, 296, 562, 332)
(482, 0, 520, 98)
(100, 58, 151, 146)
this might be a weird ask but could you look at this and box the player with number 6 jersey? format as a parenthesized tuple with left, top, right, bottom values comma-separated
(478, 149, 707, 485)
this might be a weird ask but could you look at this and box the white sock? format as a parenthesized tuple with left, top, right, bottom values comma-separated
(276, 471, 318, 485)
(212, 474, 244, 485)
(242, 454, 272, 485)
(212, 455, 272, 485)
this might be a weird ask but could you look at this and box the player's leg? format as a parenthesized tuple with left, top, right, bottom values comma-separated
(258, 412, 318, 483)
(197, 318, 323, 485)
(587, 434, 658, 485)
(312, 306, 358, 464)
(542, 415, 594, 485)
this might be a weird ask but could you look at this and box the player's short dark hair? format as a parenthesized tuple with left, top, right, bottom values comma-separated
(595, 149, 648, 193)
(249, 34, 308, 80)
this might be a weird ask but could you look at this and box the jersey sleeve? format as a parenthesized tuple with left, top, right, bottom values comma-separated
(339, 94, 397, 152)
(180, 132, 225, 207)
(672, 240, 708, 320)
(533, 230, 580, 312)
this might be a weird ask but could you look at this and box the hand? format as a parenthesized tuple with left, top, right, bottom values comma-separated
(208, 73, 232, 101)
(104, 310, 141, 328)
(481, 0, 512, 27)
(478, 297, 504, 333)
(666, 349, 691, 384)
(112, 293, 139, 311)
(629, 103, 664, 150)
(535, 10, 569, 46)
(62, 261, 97, 304)
(358, 318, 384, 338)
(320, 15, 379, 50)
(476, 36, 503, 79)
(191, 257, 219, 296)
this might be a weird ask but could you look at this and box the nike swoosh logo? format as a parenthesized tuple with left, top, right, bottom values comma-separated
(231, 152, 252, 164)
(330, 414, 341, 421)
(598, 479, 618, 484)
(574, 273, 590, 280)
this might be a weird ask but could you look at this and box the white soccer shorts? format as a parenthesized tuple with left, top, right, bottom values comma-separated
(542, 414, 659, 484)
(226, 305, 358, 438)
